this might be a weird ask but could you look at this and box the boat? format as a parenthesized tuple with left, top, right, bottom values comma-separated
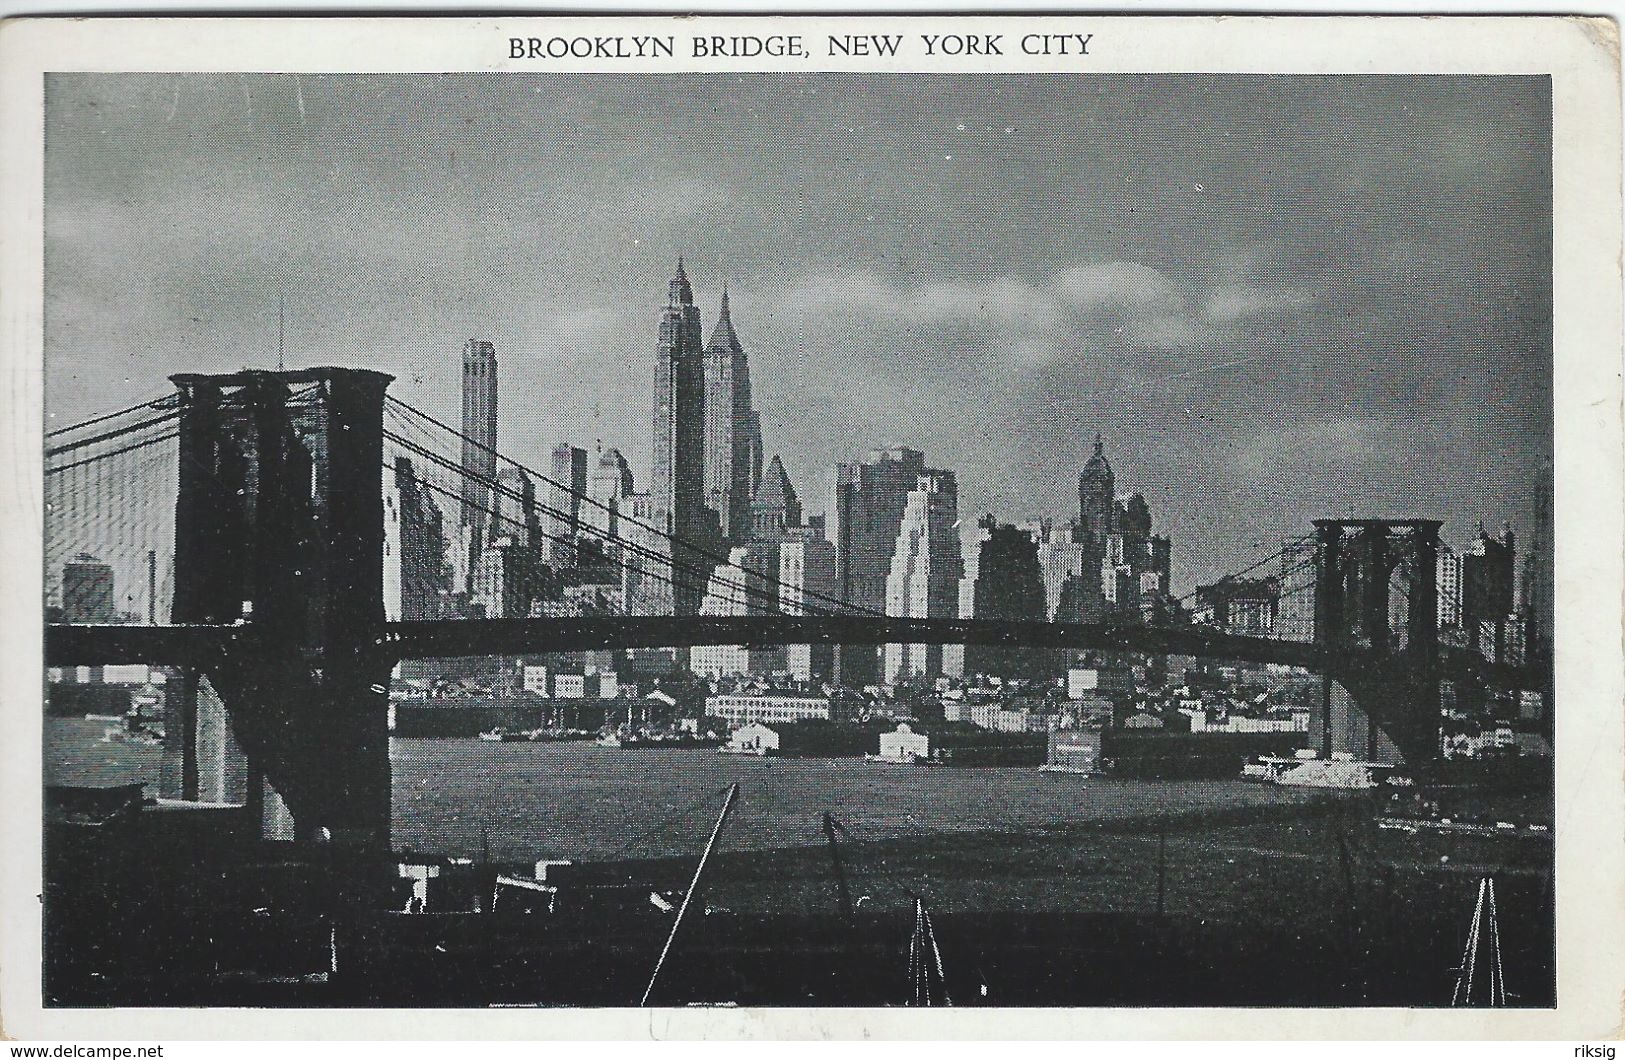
(477, 728, 508, 742)
(718, 743, 775, 757)
(1240, 750, 1403, 790)
(102, 723, 163, 747)
(1240, 753, 1303, 783)
(599, 728, 723, 749)
(101, 708, 164, 747)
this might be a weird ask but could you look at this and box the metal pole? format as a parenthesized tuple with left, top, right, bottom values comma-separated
(824, 812, 855, 924)
(641, 782, 740, 1007)
(1156, 822, 1167, 920)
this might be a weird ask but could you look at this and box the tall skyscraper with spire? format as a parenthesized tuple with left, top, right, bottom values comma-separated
(1077, 434, 1115, 542)
(703, 285, 765, 542)
(460, 339, 498, 554)
(649, 257, 714, 616)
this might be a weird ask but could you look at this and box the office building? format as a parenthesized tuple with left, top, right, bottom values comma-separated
(648, 257, 716, 616)
(750, 455, 801, 539)
(834, 447, 954, 684)
(703, 286, 765, 542)
(542, 444, 588, 566)
(62, 552, 116, 623)
(964, 516, 1050, 679)
(460, 339, 498, 551)
(884, 470, 963, 684)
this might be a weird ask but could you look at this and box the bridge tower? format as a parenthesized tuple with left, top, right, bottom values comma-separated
(165, 367, 394, 849)
(1312, 519, 1442, 762)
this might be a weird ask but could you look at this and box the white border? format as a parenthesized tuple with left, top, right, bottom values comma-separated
(1, 14, 1620, 1041)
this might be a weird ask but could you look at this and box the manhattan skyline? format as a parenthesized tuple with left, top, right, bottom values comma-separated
(43, 72, 1553, 594)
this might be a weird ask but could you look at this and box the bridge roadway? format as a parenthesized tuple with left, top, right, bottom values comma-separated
(48, 614, 1523, 780)
(48, 615, 1351, 671)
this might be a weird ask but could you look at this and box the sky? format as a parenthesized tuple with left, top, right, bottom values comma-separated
(44, 72, 1553, 594)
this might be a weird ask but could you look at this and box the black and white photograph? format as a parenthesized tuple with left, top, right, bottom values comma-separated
(4, 12, 1622, 1039)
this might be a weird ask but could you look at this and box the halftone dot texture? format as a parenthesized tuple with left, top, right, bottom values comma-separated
(45, 72, 1552, 595)
(40, 71, 1555, 1007)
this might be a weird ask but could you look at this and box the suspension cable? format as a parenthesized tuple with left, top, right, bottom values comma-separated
(384, 430, 845, 620)
(386, 395, 888, 619)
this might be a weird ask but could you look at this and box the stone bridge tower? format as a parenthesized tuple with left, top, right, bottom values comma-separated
(164, 367, 394, 850)
(1312, 519, 1443, 762)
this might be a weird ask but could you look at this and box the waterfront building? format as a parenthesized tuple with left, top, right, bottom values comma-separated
(726, 722, 781, 755)
(459, 339, 498, 552)
(706, 692, 832, 726)
(703, 286, 765, 542)
(884, 470, 963, 684)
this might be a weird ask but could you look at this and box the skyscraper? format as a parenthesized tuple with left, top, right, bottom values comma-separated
(704, 286, 765, 542)
(583, 446, 635, 548)
(491, 467, 538, 548)
(883, 470, 962, 684)
(832, 446, 937, 684)
(1437, 543, 1464, 631)
(1074, 437, 1171, 623)
(382, 457, 449, 623)
(649, 257, 715, 616)
(965, 516, 1050, 679)
(460, 340, 498, 551)
(750, 455, 801, 539)
(542, 444, 588, 566)
(1077, 434, 1115, 542)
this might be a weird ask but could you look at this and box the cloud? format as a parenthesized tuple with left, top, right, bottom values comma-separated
(766, 258, 1310, 376)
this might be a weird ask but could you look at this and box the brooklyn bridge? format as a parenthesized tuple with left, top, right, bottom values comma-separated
(44, 366, 1526, 852)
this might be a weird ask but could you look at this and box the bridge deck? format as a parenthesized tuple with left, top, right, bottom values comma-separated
(46, 615, 1339, 670)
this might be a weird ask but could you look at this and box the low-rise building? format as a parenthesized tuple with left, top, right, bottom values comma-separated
(724, 722, 780, 756)
(1046, 729, 1102, 773)
(707, 692, 831, 726)
(877, 722, 931, 761)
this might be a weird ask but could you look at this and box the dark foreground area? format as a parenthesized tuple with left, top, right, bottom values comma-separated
(44, 787, 1553, 1008)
